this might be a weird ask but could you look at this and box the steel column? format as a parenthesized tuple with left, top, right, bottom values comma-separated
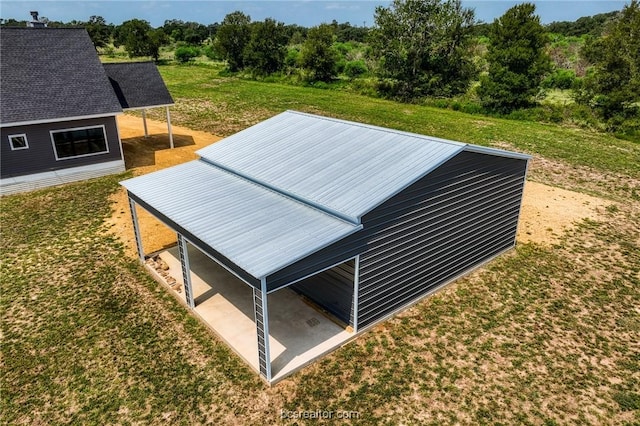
(254, 279, 271, 381)
(352, 255, 360, 333)
(177, 234, 195, 309)
(142, 109, 149, 138)
(166, 106, 174, 149)
(128, 197, 145, 263)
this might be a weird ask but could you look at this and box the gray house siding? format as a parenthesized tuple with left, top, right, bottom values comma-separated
(1, 116, 122, 178)
(267, 150, 527, 328)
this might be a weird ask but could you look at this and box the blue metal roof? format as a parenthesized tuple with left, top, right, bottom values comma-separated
(197, 111, 466, 223)
(121, 160, 361, 280)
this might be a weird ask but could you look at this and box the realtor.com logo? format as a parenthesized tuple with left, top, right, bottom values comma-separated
(280, 409, 360, 420)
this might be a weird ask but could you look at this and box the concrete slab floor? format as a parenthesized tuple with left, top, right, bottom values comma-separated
(157, 244, 354, 383)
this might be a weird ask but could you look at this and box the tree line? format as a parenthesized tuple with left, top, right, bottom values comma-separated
(1, 0, 638, 134)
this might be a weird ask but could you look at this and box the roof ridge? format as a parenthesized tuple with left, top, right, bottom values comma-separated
(285, 110, 466, 148)
(198, 157, 362, 226)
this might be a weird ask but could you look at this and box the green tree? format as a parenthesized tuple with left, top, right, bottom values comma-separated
(577, 0, 640, 131)
(215, 11, 251, 71)
(478, 3, 551, 112)
(116, 19, 167, 61)
(371, 0, 477, 100)
(243, 18, 288, 76)
(299, 24, 338, 82)
(84, 15, 111, 49)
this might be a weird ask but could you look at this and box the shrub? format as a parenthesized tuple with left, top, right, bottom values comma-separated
(175, 46, 200, 63)
(344, 60, 368, 78)
(542, 69, 577, 89)
(203, 44, 222, 61)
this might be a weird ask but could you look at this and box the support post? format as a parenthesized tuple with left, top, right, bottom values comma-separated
(177, 234, 195, 309)
(128, 197, 145, 263)
(142, 109, 149, 138)
(254, 279, 271, 382)
(166, 106, 174, 149)
(352, 255, 360, 333)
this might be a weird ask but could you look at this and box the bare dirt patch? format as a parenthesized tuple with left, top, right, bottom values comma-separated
(104, 115, 221, 257)
(517, 181, 610, 245)
(106, 115, 612, 259)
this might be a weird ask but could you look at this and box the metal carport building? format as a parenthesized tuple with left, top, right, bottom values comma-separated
(121, 111, 530, 383)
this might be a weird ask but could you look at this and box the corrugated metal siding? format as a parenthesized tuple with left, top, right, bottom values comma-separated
(1, 116, 122, 178)
(267, 150, 527, 303)
(356, 151, 528, 327)
(290, 260, 355, 324)
(265, 232, 365, 291)
(197, 111, 464, 222)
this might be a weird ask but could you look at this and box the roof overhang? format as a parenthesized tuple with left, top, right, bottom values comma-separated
(0, 112, 122, 128)
(121, 160, 362, 287)
(123, 104, 175, 111)
(464, 145, 532, 160)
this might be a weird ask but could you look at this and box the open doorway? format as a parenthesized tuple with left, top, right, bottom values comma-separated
(290, 260, 356, 327)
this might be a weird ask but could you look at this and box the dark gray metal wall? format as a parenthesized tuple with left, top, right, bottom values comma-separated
(356, 151, 527, 327)
(266, 234, 365, 292)
(290, 260, 355, 324)
(0, 116, 122, 178)
(266, 150, 527, 329)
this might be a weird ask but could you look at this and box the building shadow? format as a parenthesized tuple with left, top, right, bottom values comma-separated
(121, 133, 195, 169)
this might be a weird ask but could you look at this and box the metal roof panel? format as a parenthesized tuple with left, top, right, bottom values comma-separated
(197, 111, 466, 222)
(121, 160, 361, 279)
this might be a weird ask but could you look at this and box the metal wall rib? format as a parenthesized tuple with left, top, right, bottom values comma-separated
(290, 260, 355, 324)
(356, 150, 528, 327)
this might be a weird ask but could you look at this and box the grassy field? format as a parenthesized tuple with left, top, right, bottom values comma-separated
(2, 65, 639, 425)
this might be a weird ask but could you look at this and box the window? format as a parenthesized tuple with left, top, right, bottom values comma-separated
(50, 126, 108, 160)
(8, 134, 29, 150)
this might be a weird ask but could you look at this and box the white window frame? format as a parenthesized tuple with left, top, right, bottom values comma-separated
(50, 125, 109, 161)
(8, 133, 29, 151)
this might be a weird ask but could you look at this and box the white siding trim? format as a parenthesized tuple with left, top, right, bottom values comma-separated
(0, 112, 121, 128)
(0, 159, 125, 196)
(8, 133, 29, 150)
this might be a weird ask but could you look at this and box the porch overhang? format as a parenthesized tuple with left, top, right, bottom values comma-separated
(121, 159, 364, 383)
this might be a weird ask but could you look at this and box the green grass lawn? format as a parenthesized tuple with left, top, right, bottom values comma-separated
(151, 64, 639, 177)
(2, 66, 639, 425)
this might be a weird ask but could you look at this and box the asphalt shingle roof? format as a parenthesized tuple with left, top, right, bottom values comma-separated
(103, 62, 174, 109)
(0, 28, 122, 125)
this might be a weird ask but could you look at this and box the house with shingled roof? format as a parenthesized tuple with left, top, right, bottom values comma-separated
(0, 27, 174, 195)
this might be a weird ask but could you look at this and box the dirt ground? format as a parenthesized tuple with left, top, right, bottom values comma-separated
(105, 114, 220, 257)
(106, 114, 610, 259)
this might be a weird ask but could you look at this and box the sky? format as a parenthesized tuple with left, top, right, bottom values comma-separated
(0, 0, 629, 27)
